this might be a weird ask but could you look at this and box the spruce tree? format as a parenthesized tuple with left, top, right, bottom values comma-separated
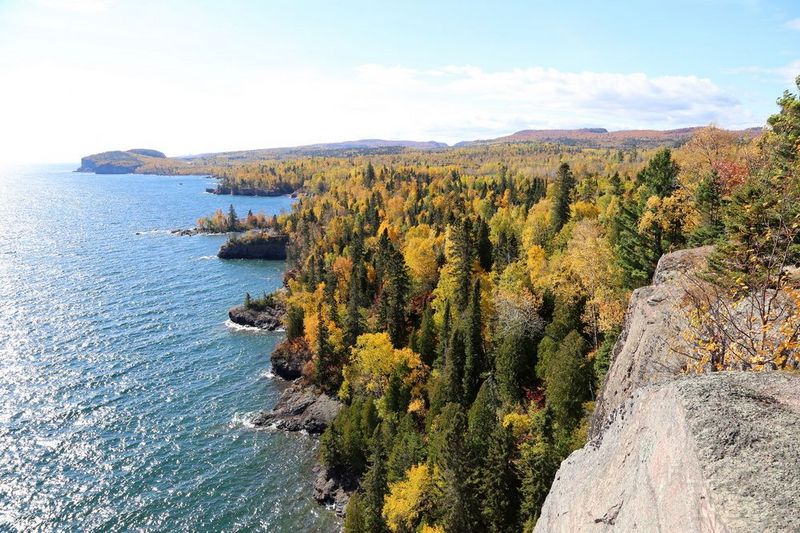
(436, 302, 452, 368)
(481, 422, 521, 533)
(543, 330, 591, 433)
(442, 328, 466, 405)
(477, 217, 493, 271)
(550, 163, 575, 234)
(315, 303, 339, 393)
(361, 433, 389, 533)
(462, 279, 485, 404)
(344, 492, 367, 532)
(495, 325, 526, 405)
(417, 305, 437, 367)
(227, 204, 239, 231)
(520, 407, 559, 529)
(467, 378, 499, 464)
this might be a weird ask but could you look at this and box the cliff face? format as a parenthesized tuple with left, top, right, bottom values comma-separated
(590, 246, 712, 437)
(217, 234, 288, 260)
(537, 247, 800, 532)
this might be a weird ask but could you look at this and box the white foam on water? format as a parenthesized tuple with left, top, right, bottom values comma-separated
(224, 319, 263, 333)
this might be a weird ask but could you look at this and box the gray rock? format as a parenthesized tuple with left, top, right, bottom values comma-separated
(313, 464, 356, 516)
(590, 246, 713, 438)
(252, 382, 341, 434)
(228, 302, 285, 331)
(535, 372, 800, 533)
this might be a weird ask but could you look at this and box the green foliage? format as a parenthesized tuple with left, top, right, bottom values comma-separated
(286, 304, 305, 340)
(480, 422, 521, 533)
(551, 163, 576, 235)
(462, 279, 485, 404)
(543, 330, 591, 433)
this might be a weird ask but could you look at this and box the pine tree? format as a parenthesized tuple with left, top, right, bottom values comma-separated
(243, 292, 251, 308)
(450, 217, 475, 312)
(462, 279, 485, 404)
(636, 148, 679, 200)
(551, 163, 575, 234)
(481, 422, 521, 533)
(385, 246, 410, 348)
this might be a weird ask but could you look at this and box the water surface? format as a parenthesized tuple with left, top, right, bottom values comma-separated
(0, 166, 337, 531)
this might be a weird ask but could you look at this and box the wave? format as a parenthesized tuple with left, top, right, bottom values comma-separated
(224, 319, 263, 333)
(260, 369, 275, 379)
(229, 411, 257, 429)
(135, 229, 172, 236)
(196, 255, 217, 261)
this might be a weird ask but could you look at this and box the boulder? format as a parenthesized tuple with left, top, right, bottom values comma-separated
(535, 372, 800, 532)
(313, 464, 357, 517)
(252, 382, 341, 434)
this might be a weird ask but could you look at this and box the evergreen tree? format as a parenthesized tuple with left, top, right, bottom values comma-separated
(450, 217, 475, 312)
(430, 404, 477, 532)
(286, 305, 305, 340)
(441, 328, 466, 405)
(436, 302, 452, 368)
(227, 204, 239, 231)
(551, 163, 575, 234)
(543, 330, 591, 433)
(315, 303, 340, 393)
(481, 422, 521, 533)
(361, 433, 389, 533)
(495, 325, 527, 405)
(520, 408, 559, 529)
(243, 292, 251, 308)
(477, 217, 493, 271)
(467, 377, 499, 464)
(385, 246, 410, 348)
(344, 492, 367, 533)
(462, 279, 485, 404)
(417, 305, 437, 367)
(690, 171, 725, 245)
(636, 148, 679, 200)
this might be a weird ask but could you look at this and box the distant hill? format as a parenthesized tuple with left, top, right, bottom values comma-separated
(77, 149, 167, 174)
(459, 127, 763, 149)
(77, 127, 765, 174)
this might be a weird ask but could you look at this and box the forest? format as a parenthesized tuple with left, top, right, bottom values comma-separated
(216, 78, 799, 532)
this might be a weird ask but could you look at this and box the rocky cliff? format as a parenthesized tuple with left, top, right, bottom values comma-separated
(536, 247, 800, 532)
(217, 233, 289, 260)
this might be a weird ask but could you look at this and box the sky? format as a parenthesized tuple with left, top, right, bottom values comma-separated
(0, 0, 799, 164)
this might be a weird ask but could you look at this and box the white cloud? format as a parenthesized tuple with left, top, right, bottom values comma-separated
(0, 63, 753, 164)
(727, 60, 800, 84)
(786, 18, 800, 30)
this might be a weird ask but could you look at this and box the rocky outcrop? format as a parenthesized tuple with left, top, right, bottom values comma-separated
(228, 302, 285, 331)
(313, 465, 357, 516)
(217, 233, 289, 260)
(252, 382, 341, 434)
(590, 246, 713, 437)
(535, 372, 800, 532)
(538, 246, 800, 532)
(271, 338, 313, 380)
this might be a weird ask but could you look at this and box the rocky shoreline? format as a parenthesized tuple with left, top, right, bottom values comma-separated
(228, 302, 285, 331)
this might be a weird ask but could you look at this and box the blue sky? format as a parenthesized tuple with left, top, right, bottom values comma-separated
(0, 0, 798, 163)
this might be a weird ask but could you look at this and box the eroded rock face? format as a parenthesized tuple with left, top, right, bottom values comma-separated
(228, 302, 285, 331)
(252, 382, 341, 434)
(535, 372, 800, 533)
(590, 246, 713, 438)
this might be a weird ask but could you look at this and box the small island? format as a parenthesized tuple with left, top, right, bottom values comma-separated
(217, 231, 289, 260)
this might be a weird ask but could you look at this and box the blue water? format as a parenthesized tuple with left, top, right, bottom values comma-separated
(0, 166, 338, 532)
